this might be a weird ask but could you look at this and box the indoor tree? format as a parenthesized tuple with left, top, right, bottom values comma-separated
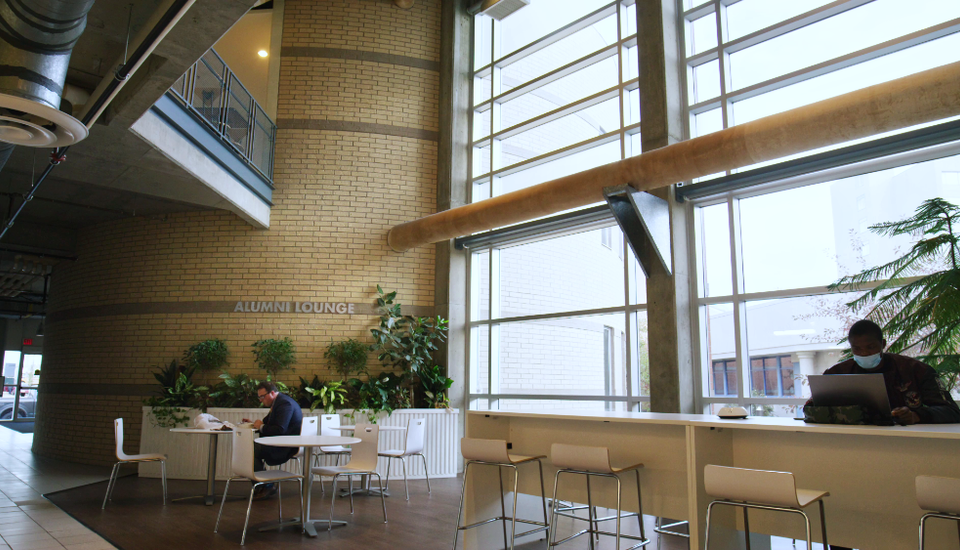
(829, 197, 960, 387)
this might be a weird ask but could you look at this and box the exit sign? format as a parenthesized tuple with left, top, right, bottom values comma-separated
(22, 339, 32, 346)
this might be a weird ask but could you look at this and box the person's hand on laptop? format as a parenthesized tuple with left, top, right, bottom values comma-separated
(891, 407, 920, 425)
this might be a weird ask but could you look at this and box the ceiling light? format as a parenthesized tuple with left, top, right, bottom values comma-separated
(258, 50, 268, 58)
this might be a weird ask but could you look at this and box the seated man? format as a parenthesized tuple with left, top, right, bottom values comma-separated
(824, 319, 960, 425)
(242, 381, 303, 499)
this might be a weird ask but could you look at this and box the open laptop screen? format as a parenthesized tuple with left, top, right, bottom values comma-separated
(808, 373, 893, 418)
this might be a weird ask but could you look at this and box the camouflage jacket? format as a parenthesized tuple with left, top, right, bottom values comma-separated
(822, 354, 960, 424)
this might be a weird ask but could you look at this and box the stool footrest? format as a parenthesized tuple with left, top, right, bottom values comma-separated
(655, 519, 689, 538)
(458, 517, 549, 531)
(554, 508, 641, 524)
(550, 529, 650, 549)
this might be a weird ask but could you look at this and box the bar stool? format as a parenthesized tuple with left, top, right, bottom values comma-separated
(549, 443, 649, 550)
(453, 438, 550, 550)
(703, 465, 830, 550)
(917, 475, 960, 549)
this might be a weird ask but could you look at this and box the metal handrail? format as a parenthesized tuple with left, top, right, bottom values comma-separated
(169, 48, 275, 182)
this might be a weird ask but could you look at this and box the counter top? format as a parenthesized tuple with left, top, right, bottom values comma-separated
(467, 409, 960, 439)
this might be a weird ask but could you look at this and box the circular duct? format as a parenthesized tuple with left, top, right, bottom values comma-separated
(0, 92, 87, 146)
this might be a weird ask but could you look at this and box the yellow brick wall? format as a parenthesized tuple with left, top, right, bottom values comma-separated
(34, 0, 442, 465)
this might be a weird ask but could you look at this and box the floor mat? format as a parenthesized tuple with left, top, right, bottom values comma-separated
(0, 421, 34, 433)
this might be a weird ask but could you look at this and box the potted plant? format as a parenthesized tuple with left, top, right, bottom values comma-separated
(830, 198, 960, 387)
(324, 338, 368, 377)
(144, 360, 208, 427)
(251, 337, 297, 377)
(183, 339, 229, 372)
(418, 364, 453, 409)
(304, 380, 348, 414)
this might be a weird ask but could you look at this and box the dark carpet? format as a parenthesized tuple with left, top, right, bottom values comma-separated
(0, 421, 34, 433)
(45, 474, 687, 549)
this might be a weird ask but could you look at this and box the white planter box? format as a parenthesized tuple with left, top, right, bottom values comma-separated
(138, 406, 460, 480)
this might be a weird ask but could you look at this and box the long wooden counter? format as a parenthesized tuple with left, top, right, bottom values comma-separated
(464, 410, 960, 549)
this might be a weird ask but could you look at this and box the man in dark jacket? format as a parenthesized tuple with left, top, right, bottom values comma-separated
(242, 381, 302, 499)
(824, 320, 960, 425)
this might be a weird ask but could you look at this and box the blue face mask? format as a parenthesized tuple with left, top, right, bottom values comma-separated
(854, 352, 882, 370)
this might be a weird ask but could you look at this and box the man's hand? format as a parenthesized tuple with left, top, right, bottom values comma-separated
(252, 419, 264, 429)
(241, 418, 251, 423)
(891, 407, 921, 425)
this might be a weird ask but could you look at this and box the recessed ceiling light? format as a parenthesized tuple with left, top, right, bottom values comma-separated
(258, 50, 268, 58)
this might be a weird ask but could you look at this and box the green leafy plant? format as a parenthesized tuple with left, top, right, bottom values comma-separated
(370, 286, 449, 376)
(418, 365, 453, 409)
(145, 360, 208, 428)
(344, 372, 406, 423)
(305, 380, 348, 414)
(251, 337, 297, 377)
(209, 372, 289, 408)
(183, 339, 229, 372)
(297, 375, 325, 407)
(829, 198, 960, 387)
(324, 338, 368, 377)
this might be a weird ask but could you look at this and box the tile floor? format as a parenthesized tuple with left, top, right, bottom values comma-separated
(0, 426, 115, 550)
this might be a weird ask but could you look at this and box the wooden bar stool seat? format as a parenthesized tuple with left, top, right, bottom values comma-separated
(917, 475, 960, 549)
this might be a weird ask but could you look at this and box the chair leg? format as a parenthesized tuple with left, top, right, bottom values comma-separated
(160, 460, 167, 506)
(743, 506, 751, 550)
(375, 473, 388, 523)
(509, 464, 519, 550)
(537, 459, 548, 533)
(384, 456, 392, 492)
(214, 477, 233, 533)
(242, 483, 260, 545)
(800, 510, 812, 550)
(348, 476, 355, 514)
(586, 473, 596, 550)
(615, 475, 622, 550)
(329, 475, 339, 532)
(453, 462, 472, 550)
(919, 513, 930, 550)
(401, 457, 409, 500)
(636, 469, 646, 541)
(499, 466, 508, 550)
(102, 463, 119, 509)
(420, 453, 431, 493)
(549, 469, 563, 548)
(704, 501, 718, 550)
(278, 482, 283, 523)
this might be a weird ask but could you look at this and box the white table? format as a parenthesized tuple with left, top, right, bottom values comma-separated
(169, 427, 233, 505)
(255, 434, 360, 537)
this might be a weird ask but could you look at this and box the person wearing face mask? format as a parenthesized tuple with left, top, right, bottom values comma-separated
(822, 319, 960, 425)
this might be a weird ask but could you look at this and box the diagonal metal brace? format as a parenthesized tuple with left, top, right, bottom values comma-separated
(603, 185, 672, 277)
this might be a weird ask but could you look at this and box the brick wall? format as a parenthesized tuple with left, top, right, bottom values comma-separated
(34, 0, 442, 466)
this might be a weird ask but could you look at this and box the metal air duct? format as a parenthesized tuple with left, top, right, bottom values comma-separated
(0, 0, 92, 147)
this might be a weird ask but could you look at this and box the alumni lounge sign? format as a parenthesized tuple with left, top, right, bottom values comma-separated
(234, 301, 356, 314)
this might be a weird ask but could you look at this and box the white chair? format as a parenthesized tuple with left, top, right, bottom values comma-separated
(548, 443, 648, 550)
(453, 438, 549, 550)
(214, 428, 303, 545)
(102, 418, 167, 509)
(917, 475, 960, 549)
(703, 465, 830, 550)
(379, 418, 430, 500)
(288, 416, 318, 472)
(312, 424, 387, 530)
(318, 413, 351, 465)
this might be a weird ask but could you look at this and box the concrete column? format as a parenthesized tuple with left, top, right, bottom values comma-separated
(435, 0, 471, 419)
(636, 0, 694, 413)
(795, 351, 817, 377)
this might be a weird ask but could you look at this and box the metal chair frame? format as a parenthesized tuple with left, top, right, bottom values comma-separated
(549, 468, 650, 550)
(704, 499, 827, 550)
(919, 511, 960, 549)
(214, 476, 303, 545)
(102, 457, 167, 510)
(453, 458, 550, 550)
(654, 517, 689, 550)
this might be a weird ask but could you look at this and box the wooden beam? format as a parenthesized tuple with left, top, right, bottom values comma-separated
(388, 61, 960, 251)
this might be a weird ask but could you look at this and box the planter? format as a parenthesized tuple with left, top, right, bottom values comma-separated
(139, 406, 459, 480)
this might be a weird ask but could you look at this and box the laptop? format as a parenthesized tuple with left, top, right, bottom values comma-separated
(808, 373, 894, 422)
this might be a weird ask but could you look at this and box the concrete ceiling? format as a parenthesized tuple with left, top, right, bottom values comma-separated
(0, 0, 262, 261)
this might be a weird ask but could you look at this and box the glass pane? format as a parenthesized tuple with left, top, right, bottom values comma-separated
(474, 75, 491, 105)
(498, 229, 626, 317)
(192, 51, 226, 130)
(496, 313, 628, 398)
(739, 153, 960, 293)
(472, 142, 490, 178)
(688, 11, 718, 56)
(728, 0, 960, 91)
(474, 15, 493, 69)
(730, 31, 960, 125)
(498, 98, 619, 167)
(470, 325, 490, 394)
(626, 244, 648, 305)
(690, 59, 721, 104)
(622, 2, 638, 37)
(499, 56, 619, 130)
(633, 311, 649, 396)
(496, 140, 622, 197)
(501, 14, 618, 91)
(696, 203, 732, 297)
(623, 44, 639, 81)
(493, 398, 631, 411)
(625, 88, 641, 126)
(701, 303, 737, 398)
(474, 109, 491, 141)
(20, 355, 40, 387)
(691, 108, 723, 137)
(725, 0, 834, 42)
(498, 0, 613, 58)
(471, 250, 490, 320)
(2, 351, 18, 386)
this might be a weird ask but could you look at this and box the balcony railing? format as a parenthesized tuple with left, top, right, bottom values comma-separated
(170, 49, 275, 181)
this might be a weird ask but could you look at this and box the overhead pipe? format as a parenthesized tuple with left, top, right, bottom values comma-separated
(0, 0, 196, 242)
(387, 61, 960, 251)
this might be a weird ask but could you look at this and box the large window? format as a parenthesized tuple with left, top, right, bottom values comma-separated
(683, 0, 960, 416)
(468, 1, 649, 412)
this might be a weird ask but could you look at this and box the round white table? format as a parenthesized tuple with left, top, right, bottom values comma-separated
(169, 427, 233, 505)
(255, 435, 360, 537)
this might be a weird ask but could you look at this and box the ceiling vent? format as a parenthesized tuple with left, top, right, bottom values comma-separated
(0, 0, 93, 147)
(479, 0, 530, 20)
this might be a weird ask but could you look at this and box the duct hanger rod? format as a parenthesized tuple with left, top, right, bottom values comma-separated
(0, 0, 196, 243)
